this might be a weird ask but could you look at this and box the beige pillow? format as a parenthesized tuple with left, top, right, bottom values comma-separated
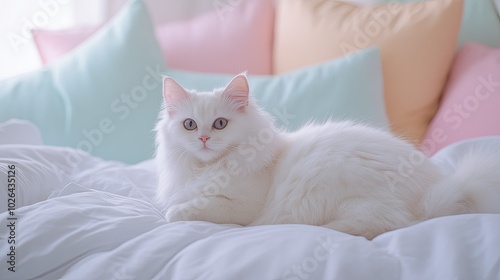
(274, 0, 463, 143)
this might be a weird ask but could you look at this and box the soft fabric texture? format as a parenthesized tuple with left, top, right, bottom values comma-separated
(0, 119, 42, 146)
(156, 74, 500, 240)
(32, 0, 274, 74)
(273, 0, 463, 144)
(377, 0, 500, 48)
(32, 27, 100, 65)
(163, 47, 388, 132)
(421, 43, 500, 156)
(1, 122, 500, 279)
(156, 0, 273, 74)
(0, 0, 166, 164)
(452, 0, 500, 48)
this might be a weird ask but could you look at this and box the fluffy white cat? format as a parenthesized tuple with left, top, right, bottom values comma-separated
(155, 74, 284, 226)
(155, 74, 500, 239)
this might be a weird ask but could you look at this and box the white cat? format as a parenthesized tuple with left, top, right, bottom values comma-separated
(155, 74, 284, 225)
(155, 74, 500, 239)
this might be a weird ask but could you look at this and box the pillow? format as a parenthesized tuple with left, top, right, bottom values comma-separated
(0, 0, 165, 164)
(452, 0, 500, 48)
(377, 0, 500, 48)
(0, 119, 42, 146)
(32, 26, 100, 65)
(273, 0, 463, 144)
(32, 0, 274, 75)
(163, 47, 388, 131)
(421, 43, 500, 156)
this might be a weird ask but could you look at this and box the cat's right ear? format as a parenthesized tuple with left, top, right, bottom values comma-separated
(163, 77, 188, 116)
(222, 73, 249, 112)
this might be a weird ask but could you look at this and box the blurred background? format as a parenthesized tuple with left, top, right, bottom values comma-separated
(0, 0, 219, 80)
(0, 0, 382, 80)
(1, 0, 499, 158)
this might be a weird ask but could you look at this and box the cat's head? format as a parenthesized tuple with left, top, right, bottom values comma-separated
(157, 74, 274, 163)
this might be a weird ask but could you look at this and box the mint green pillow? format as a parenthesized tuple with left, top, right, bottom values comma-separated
(0, 0, 165, 164)
(378, 0, 500, 48)
(458, 0, 500, 47)
(164, 47, 388, 132)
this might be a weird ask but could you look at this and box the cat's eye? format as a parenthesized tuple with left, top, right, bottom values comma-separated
(213, 118, 228, 130)
(183, 119, 197, 131)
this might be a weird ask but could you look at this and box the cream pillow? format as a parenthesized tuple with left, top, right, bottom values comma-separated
(274, 0, 463, 143)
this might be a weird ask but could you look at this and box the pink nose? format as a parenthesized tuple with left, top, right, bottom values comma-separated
(199, 135, 210, 143)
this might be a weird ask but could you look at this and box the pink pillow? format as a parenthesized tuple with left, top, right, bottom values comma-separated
(32, 0, 274, 74)
(32, 27, 100, 65)
(421, 43, 500, 155)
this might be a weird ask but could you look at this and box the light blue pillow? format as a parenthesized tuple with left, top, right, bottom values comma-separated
(378, 0, 500, 48)
(0, 0, 165, 164)
(458, 0, 500, 47)
(164, 47, 388, 132)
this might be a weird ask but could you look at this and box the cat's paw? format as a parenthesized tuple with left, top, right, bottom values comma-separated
(165, 203, 200, 223)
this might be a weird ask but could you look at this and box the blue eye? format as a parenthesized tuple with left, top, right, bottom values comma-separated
(183, 119, 197, 131)
(213, 118, 228, 130)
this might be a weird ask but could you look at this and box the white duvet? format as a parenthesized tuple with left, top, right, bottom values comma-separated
(1, 120, 499, 280)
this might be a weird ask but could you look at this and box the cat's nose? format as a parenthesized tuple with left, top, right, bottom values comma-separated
(199, 135, 210, 143)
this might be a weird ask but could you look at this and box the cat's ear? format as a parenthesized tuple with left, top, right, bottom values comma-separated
(222, 73, 249, 112)
(163, 76, 188, 116)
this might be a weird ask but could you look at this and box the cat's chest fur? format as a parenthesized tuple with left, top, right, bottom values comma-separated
(187, 157, 273, 192)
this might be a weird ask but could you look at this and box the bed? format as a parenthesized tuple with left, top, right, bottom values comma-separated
(2, 0, 500, 279)
(1, 120, 499, 280)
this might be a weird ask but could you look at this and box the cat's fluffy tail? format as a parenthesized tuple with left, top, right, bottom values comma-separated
(424, 145, 500, 219)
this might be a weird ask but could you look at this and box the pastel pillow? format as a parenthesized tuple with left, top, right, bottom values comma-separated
(163, 47, 388, 131)
(273, 0, 463, 144)
(32, 26, 100, 65)
(421, 43, 500, 156)
(0, 0, 165, 164)
(0, 119, 42, 146)
(32, 0, 274, 74)
(377, 0, 500, 48)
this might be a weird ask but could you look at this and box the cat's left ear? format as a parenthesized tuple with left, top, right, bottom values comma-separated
(222, 73, 249, 112)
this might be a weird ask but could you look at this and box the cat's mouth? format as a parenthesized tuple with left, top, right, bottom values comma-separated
(200, 146, 213, 152)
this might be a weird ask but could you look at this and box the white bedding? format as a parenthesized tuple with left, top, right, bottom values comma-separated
(1, 120, 499, 280)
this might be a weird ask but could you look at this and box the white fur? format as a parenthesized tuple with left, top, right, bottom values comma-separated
(156, 75, 500, 239)
(155, 75, 284, 225)
(250, 122, 441, 239)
